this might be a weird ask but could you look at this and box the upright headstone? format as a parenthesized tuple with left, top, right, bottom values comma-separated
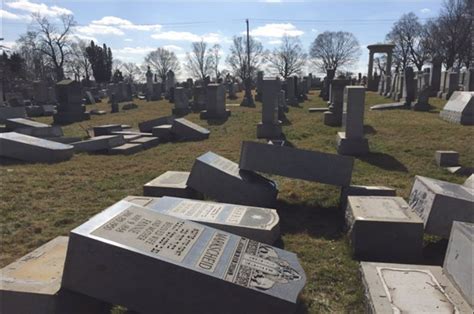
(62, 201, 305, 314)
(187, 151, 278, 207)
(442, 71, 459, 100)
(408, 175, 474, 238)
(255, 71, 264, 101)
(165, 70, 175, 98)
(430, 58, 442, 96)
(53, 80, 89, 124)
(172, 87, 190, 116)
(439, 91, 474, 125)
(192, 86, 207, 111)
(110, 93, 119, 113)
(257, 78, 282, 139)
(337, 86, 369, 155)
(324, 79, 350, 126)
(321, 69, 335, 101)
(200, 84, 230, 119)
(285, 76, 298, 106)
(402, 67, 415, 107)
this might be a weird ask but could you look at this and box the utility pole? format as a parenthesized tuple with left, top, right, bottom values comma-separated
(241, 18, 255, 107)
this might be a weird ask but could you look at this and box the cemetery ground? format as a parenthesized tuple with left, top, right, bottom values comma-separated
(1, 90, 472, 313)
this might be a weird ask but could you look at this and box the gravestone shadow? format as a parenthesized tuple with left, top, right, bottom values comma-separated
(0, 156, 30, 166)
(358, 152, 408, 172)
(276, 199, 344, 244)
(363, 125, 377, 135)
(422, 238, 448, 266)
(206, 118, 229, 126)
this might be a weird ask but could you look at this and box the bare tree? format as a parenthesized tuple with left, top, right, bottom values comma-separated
(374, 55, 387, 75)
(30, 13, 76, 81)
(68, 39, 91, 81)
(265, 36, 307, 79)
(309, 31, 360, 73)
(121, 62, 141, 81)
(16, 31, 50, 80)
(186, 41, 212, 80)
(143, 48, 180, 82)
(424, 0, 471, 69)
(209, 44, 222, 80)
(226, 35, 264, 81)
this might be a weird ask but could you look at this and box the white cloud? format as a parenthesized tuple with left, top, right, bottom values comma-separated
(124, 38, 134, 42)
(73, 34, 98, 43)
(6, 0, 72, 17)
(115, 46, 155, 55)
(92, 16, 162, 32)
(311, 29, 318, 33)
(260, 0, 282, 2)
(151, 31, 227, 44)
(248, 23, 304, 38)
(0, 41, 17, 51)
(163, 45, 183, 51)
(420, 8, 431, 14)
(268, 39, 282, 45)
(0, 9, 22, 20)
(75, 24, 124, 36)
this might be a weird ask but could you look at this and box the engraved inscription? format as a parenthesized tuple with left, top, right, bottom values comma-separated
(212, 156, 240, 176)
(226, 207, 246, 225)
(92, 206, 204, 262)
(169, 200, 224, 221)
(224, 238, 301, 290)
(409, 181, 435, 223)
(197, 232, 229, 272)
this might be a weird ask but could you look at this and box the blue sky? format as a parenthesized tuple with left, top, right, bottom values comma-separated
(1, 0, 444, 79)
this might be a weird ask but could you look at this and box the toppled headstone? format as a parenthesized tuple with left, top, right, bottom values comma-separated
(171, 118, 210, 141)
(0, 132, 74, 163)
(124, 196, 280, 244)
(443, 221, 473, 307)
(464, 175, 473, 189)
(239, 141, 354, 186)
(152, 124, 173, 142)
(143, 171, 201, 199)
(61, 201, 306, 314)
(346, 196, 423, 262)
(370, 102, 406, 111)
(108, 143, 142, 155)
(138, 115, 175, 132)
(408, 175, 474, 238)
(340, 185, 397, 210)
(0, 236, 110, 314)
(71, 135, 125, 153)
(187, 151, 278, 207)
(435, 150, 459, 167)
(439, 91, 473, 125)
(5, 118, 63, 138)
(360, 261, 472, 313)
(93, 124, 123, 137)
(130, 136, 159, 149)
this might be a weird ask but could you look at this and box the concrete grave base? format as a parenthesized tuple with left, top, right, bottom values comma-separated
(0, 132, 74, 163)
(346, 196, 423, 262)
(171, 108, 190, 116)
(435, 150, 459, 167)
(143, 171, 202, 199)
(360, 262, 472, 313)
(199, 109, 231, 120)
(0, 236, 110, 314)
(323, 111, 341, 126)
(93, 124, 122, 136)
(257, 122, 282, 139)
(411, 102, 431, 111)
(336, 132, 369, 156)
(340, 185, 396, 210)
(370, 102, 406, 111)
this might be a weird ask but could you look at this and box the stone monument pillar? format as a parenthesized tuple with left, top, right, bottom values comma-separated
(336, 86, 369, 156)
(257, 78, 282, 139)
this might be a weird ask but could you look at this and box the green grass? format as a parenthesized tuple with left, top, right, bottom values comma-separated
(1, 90, 472, 313)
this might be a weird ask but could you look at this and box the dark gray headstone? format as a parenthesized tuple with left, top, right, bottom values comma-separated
(239, 141, 354, 186)
(408, 176, 474, 238)
(138, 115, 175, 133)
(187, 151, 278, 207)
(435, 150, 459, 167)
(171, 118, 210, 141)
(93, 124, 123, 137)
(71, 135, 125, 153)
(61, 201, 306, 314)
(0, 132, 74, 163)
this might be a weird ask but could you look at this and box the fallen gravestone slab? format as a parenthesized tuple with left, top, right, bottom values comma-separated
(130, 136, 159, 149)
(111, 130, 154, 137)
(0, 236, 110, 314)
(143, 171, 201, 199)
(370, 102, 406, 111)
(71, 135, 125, 153)
(408, 176, 474, 238)
(188, 151, 278, 207)
(108, 143, 142, 155)
(346, 196, 423, 262)
(152, 124, 173, 142)
(138, 115, 175, 132)
(435, 150, 459, 167)
(239, 141, 354, 186)
(5, 117, 49, 130)
(123, 196, 280, 244)
(93, 124, 123, 136)
(360, 262, 472, 313)
(440, 91, 473, 125)
(443, 221, 473, 308)
(171, 118, 210, 141)
(0, 132, 74, 163)
(61, 201, 306, 314)
(123, 134, 142, 142)
(464, 175, 473, 189)
(46, 137, 82, 144)
(5, 118, 63, 138)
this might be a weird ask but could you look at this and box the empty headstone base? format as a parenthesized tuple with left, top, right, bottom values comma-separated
(324, 111, 341, 126)
(257, 123, 282, 139)
(199, 109, 231, 120)
(171, 108, 190, 116)
(336, 132, 369, 156)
